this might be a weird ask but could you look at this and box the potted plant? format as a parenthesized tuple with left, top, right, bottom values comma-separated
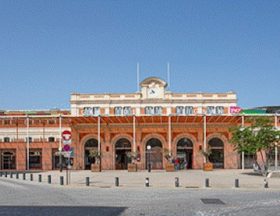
(126, 151, 139, 172)
(89, 148, 101, 172)
(163, 148, 175, 172)
(200, 147, 213, 171)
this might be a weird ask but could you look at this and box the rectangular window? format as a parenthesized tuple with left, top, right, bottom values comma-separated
(216, 106, 224, 115)
(114, 107, 122, 116)
(176, 106, 184, 115)
(83, 107, 100, 116)
(206, 106, 215, 115)
(145, 106, 154, 115)
(185, 106, 194, 115)
(48, 137, 55, 142)
(123, 107, 132, 116)
(4, 137, 10, 143)
(154, 106, 162, 115)
(83, 107, 93, 116)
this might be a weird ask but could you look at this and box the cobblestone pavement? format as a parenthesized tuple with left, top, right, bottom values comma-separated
(0, 170, 280, 215)
(0, 177, 280, 216)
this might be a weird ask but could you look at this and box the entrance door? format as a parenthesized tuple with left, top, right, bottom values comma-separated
(115, 138, 131, 170)
(146, 138, 163, 170)
(176, 138, 193, 169)
(208, 138, 224, 169)
(84, 138, 98, 170)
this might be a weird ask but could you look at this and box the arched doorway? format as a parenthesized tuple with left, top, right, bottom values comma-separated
(1, 150, 16, 170)
(115, 138, 131, 170)
(84, 138, 98, 170)
(146, 138, 163, 170)
(177, 138, 193, 169)
(208, 138, 224, 168)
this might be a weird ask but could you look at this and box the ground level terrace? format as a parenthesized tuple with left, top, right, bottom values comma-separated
(0, 115, 279, 171)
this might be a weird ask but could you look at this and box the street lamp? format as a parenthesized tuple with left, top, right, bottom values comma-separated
(147, 145, 151, 172)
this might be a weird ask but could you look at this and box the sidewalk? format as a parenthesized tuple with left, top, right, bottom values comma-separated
(5, 169, 279, 189)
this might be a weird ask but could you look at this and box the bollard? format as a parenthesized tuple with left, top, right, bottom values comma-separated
(23, 173, 26, 180)
(60, 176, 64, 186)
(16, 173, 19, 179)
(48, 175, 51, 184)
(5, 172, 7, 178)
(235, 179, 239, 188)
(86, 177, 90, 186)
(38, 174, 42, 183)
(205, 178, 210, 188)
(115, 177, 119, 187)
(30, 174, 33, 181)
(175, 177, 179, 187)
(145, 177, 149, 187)
(10, 172, 13, 178)
(264, 178, 268, 188)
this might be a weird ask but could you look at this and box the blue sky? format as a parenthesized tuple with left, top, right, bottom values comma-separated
(0, 0, 280, 110)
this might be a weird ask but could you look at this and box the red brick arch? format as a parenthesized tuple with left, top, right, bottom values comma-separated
(80, 134, 104, 170)
(111, 134, 133, 169)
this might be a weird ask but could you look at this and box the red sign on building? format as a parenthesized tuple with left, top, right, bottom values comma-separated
(62, 130, 71, 141)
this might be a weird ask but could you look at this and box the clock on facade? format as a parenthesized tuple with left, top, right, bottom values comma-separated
(148, 87, 159, 98)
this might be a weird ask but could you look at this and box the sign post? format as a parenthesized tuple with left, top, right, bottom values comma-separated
(62, 130, 72, 185)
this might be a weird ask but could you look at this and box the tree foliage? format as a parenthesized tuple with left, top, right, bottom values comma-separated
(230, 117, 280, 173)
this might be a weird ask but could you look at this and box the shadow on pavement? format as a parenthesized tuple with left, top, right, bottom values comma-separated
(0, 206, 127, 216)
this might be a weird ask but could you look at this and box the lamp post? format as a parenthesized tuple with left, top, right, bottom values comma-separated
(147, 145, 151, 172)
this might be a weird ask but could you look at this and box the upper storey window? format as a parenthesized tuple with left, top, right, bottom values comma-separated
(83, 107, 100, 116)
(185, 106, 194, 115)
(154, 106, 162, 115)
(114, 107, 132, 116)
(123, 107, 132, 115)
(206, 106, 216, 115)
(176, 106, 184, 115)
(145, 106, 154, 115)
(206, 106, 224, 115)
(145, 106, 162, 115)
(176, 106, 194, 115)
(114, 107, 122, 116)
(216, 106, 224, 114)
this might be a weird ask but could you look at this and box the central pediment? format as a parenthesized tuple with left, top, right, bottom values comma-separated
(140, 77, 167, 88)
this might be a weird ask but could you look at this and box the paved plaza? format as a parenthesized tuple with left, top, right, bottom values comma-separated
(0, 170, 280, 216)
(2, 169, 280, 189)
(1, 170, 280, 215)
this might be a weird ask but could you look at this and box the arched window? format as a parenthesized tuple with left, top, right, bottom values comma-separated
(115, 138, 131, 149)
(177, 138, 193, 149)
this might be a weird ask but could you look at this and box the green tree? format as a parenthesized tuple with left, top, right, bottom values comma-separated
(230, 117, 280, 175)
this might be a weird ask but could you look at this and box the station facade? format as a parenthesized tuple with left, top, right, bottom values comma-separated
(0, 77, 279, 171)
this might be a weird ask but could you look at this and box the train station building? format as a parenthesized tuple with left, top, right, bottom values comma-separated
(0, 77, 279, 171)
